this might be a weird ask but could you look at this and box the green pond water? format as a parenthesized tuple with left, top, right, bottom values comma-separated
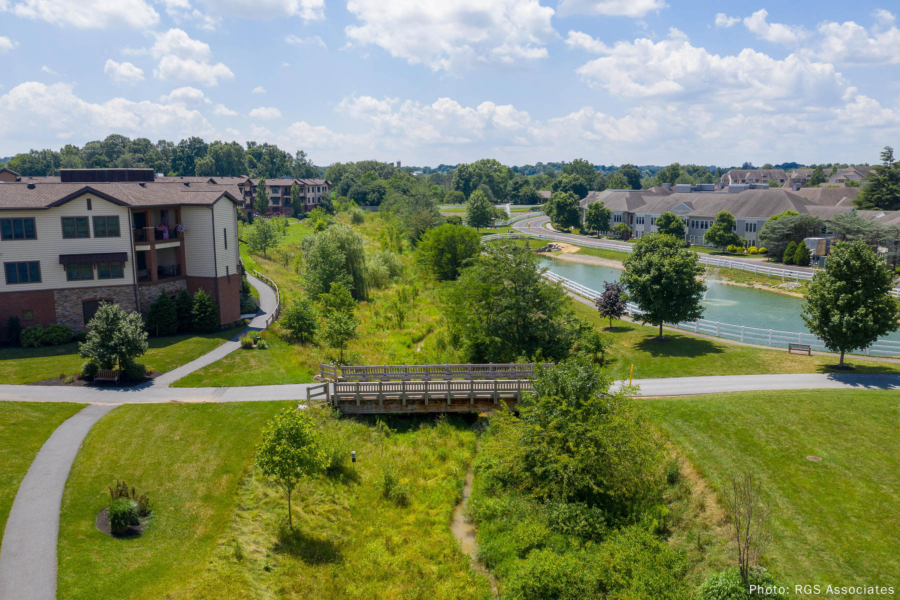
(542, 258, 900, 341)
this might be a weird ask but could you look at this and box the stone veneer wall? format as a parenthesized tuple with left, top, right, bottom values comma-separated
(137, 279, 187, 313)
(53, 285, 137, 331)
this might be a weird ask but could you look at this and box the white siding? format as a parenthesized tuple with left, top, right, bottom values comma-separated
(213, 198, 239, 278)
(0, 194, 134, 291)
(181, 206, 216, 277)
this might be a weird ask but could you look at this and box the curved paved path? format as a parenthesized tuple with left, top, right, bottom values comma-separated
(0, 273, 279, 599)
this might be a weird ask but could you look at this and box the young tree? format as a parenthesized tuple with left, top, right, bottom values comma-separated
(415, 223, 482, 281)
(465, 189, 494, 230)
(290, 182, 303, 215)
(583, 202, 612, 236)
(79, 303, 149, 370)
(855, 146, 900, 210)
(191, 289, 220, 333)
(723, 473, 772, 588)
(145, 293, 179, 336)
(807, 165, 827, 187)
(442, 243, 583, 362)
(301, 224, 368, 300)
(619, 234, 706, 340)
(321, 309, 359, 364)
(611, 222, 631, 239)
(248, 216, 281, 259)
(319, 281, 356, 317)
(254, 178, 269, 215)
(255, 408, 326, 529)
(802, 241, 900, 367)
(704, 211, 743, 249)
(793, 241, 811, 266)
(281, 298, 318, 344)
(595, 281, 627, 329)
(655, 211, 686, 238)
(782, 241, 797, 265)
(545, 191, 581, 230)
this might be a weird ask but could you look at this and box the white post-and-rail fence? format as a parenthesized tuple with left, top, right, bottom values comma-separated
(252, 269, 281, 328)
(543, 271, 900, 358)
(484, 231, 900, 298)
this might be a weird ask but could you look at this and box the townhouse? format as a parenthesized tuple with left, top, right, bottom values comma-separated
(828, 166, 872, 184)
(719, 169, 788, 187)
(238, 178, 331, 218)
(0, 169, 242, 342)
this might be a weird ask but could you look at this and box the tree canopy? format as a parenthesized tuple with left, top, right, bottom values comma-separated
(655, 211, 686, 238)
(546, 191, 582, 230)
(302, 224, 368, 300)
(465, 190, 495, 230)
(703, 211, 744, 249)
(855, 146, 900, 210)
(583, 202, 612, 236)
(619, 234, 706, 339)
(551, 174, 589, 200)
(759, 213, 824, 260)
(802, 240, 900, 367)
(79, 303, 149, 370)
(415, 223, 482, 281)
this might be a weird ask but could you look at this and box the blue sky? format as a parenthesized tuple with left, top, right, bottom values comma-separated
(1, 0, 899, 167)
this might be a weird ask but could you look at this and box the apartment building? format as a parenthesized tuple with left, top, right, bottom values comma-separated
(828, 166, 872, 184)
(720, 169, 788, 187)
(0, 169, 242, 341)
(238, 178, 331, 218)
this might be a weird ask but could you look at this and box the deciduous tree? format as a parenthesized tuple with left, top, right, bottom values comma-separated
(79, 303, 149, 370)
(546, 191, 581, 230)
(655, 211, 686, 238)
(595, 281, 627, 329)
(465, 190, 495, 230)
(703, 211, 743, 249)
(415, 223, 481, 281)
(583, 202, 612, 236)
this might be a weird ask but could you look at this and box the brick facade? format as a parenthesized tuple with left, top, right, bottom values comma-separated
(0, 289, 56, 342)
(53, 284, 137, 331)
(137, 279, 188, 313)
(187, 274, 242, 325)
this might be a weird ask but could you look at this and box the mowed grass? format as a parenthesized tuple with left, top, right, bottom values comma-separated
(570, 299, 900, 379)
(0, 327, 242, 384)
(0, 402, 85, 539)
(56, 401, 292, 600)
(643, 390, 900, 588)
(165, 410, 490, 600)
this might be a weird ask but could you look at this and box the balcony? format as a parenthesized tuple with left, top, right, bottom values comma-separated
(133, 227, 182, 247)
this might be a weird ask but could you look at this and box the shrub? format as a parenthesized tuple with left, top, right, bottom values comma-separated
(366, 249, 404, 289)
(5, 316, 21, 346)
(666, 457, 681, 485)
(379, 465, 410, 506)
(782, 241, 797, 265)
(74, 331, 87, 343)
(350, 209, 365, 224)
(697, 568, 786, 600)
(747, 246, 758, 254)
(123, 361, 147, 381)
(256, 339, 270, 350)
(793, 241, 811, 266)
(20, 325, 45, 348)
(81, 360, 99, 378)
(281, 299, 318, 344)
(175, 289, 194, 332)
(505, 549, 598, 600)
(109, 480, 152, 516)
(108, 498, 140, 534)
(240, 336, 254, 349)
(145, 293, 179, 336)
(726, 245, 737, 254)
(191, 289, 220, 333)
(445, 215, 463, 226)
(44, 324, 73, 345)
(758, 247, 767, 254)
(64, 375, 75, 384)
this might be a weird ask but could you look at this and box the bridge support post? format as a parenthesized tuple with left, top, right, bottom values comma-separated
(401, 380, 407, 406)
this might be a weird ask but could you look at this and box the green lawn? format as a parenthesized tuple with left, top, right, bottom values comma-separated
(570, 300, 900, 379)
(56, 401, 292, 600)
(172, 333, 315, 387)
(644, 390, 900, 589)
(0, 327, 243, 384)
(165, 410, 490, 599)
(0, 402, 85, 540)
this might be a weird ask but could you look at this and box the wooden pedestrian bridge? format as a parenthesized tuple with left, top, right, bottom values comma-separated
(306, 363, 549, 414)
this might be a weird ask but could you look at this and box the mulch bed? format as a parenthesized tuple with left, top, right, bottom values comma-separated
(95, 507, 151, 538)
(27, 371, 162, 387)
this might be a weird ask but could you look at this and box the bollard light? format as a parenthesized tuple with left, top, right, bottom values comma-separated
(351, 450, 356, 463)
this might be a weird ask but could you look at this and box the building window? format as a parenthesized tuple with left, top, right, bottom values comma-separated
(82, 300, 100, 325)
(650, 217, 656, 226)
(97, 262, 124, 280)
(745, 222, 757, 233)
(66, 263, 94, 281)
(1, 218, 37, 240)
(22, 310, 34, 320)
(4, 261, 41, 284)
(92, 216, 120, 238)
(62, 217, 90, 239)
(224, 228, 228, 249)
(86, 198, 92, 210)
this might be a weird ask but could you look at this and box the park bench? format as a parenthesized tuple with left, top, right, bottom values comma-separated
(94, 370, 121, 384)
(788, 343, 812, 356)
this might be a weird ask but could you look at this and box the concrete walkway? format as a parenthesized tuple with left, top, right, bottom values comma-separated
(0, 404, 118, 600)
(624, 372, 900, 396)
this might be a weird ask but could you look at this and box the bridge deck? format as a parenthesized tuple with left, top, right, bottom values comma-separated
(327, 379, 532, 414)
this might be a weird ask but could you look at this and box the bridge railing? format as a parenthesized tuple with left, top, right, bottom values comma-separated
(321, 362, 552, 382)
(544, 271, 900, 357)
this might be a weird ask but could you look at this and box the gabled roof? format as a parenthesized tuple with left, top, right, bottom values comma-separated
(0, 182, 242, 210)
(797, 186, 860, 206)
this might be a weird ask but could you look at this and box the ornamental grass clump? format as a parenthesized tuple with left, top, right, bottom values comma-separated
(108, 498, 139, 535)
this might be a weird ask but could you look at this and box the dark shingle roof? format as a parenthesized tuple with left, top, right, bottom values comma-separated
(0, 182, 241, 210)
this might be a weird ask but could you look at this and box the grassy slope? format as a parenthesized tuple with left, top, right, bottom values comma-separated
(0, 402, 85, 540)
(0, 327, 242, 384)
(570, 300, 900, 379)
(167, 412, 490, 599)
(644, 390, 900, 587)
(56, 401, 291, 600)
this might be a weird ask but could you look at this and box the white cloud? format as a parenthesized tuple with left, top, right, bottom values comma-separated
(154, 55, 234, 86)
(41, 65, 57, 75)
(282, 62, 290, 67)
(4, 0, 159, 28)
(160, 0, 220, 30)
(557, 0, 665, 19)
(743, 9, 809, 46)
(212, 103, 238, 116)
(104, 59, 145, 84)
(249, 106, 282, 119)
(151, 28, 211, 61)
(0, 81, 214, 142)
(252, 86, 266, 94)
(714, 13, 739, 28)
(159, 86, 210, 105)
(0, 36, 17, 52)
(811, 13, 900, 65)
(566, 29, 846, 109)
(194, 0, 324, 21)
(345, 0, 557, 73)
(284, 34, 326, 48)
